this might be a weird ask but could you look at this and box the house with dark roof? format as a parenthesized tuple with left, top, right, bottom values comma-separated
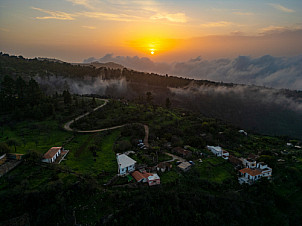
(228, 155, 242, 168)
(156, 162, 172, 172)
(172, 147, 192, 158)
(42, 147, 63, 163)
(177, 161, 192, 172)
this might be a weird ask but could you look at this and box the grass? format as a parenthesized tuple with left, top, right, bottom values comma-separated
(0, 163, 77, 192)
(160, 169, 181, 184)
(0, 120, 72, 155)
(158, 153, 173, 162)
(193, 158, 236, 184)
(62, 130, 120, 181)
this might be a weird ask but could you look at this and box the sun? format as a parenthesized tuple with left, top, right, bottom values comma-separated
(150, 48, 155, 55)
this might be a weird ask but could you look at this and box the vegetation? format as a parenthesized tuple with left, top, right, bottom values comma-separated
(1, 52, 302, 138)
(0, 53, 302, 225)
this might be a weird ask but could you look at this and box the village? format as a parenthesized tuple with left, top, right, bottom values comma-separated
(1, 96, 302, 225)
(2, 98, 301, 187)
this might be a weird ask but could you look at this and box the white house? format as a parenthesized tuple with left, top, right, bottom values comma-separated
(206, 146, 229, 160)
(256, 162, 272, 179)
(222, 150, 229, 160)
(242, 158, 257, 169)
(147, 173, 160, 186)
(116, 153, 136, 176)
(238, 168, 262, 184)
(239, 161, 272, 184)
(42, 147, 63, 163)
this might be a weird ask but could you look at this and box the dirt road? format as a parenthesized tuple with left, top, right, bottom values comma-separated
(63, 99, 108, 132)
(63, 100, 150, 147)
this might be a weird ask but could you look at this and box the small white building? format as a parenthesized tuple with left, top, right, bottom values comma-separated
(116, 153, 136, 176)
(239, 130, 248, 136)
(206, 146, 229, 160)
(242, 158, 257, 169)
(256, 162, 272, 179)
(147, 173, 160, 186)
(42, 147, 63, 163)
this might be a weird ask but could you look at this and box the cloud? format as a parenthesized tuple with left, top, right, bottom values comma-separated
(34, 0, 187, 24)
(268, 3, 295, 13)
(31, 7, 75, 20)
(200, 21, 235, 27)
(81, 25, 96, 29)
(260, 26, 288, 34)
(66, 0, 93, 9)
(232, 12, 254, 16)
(78, 11, 140, 22)
(34, 75, 127, 96)
(169, 83, 302, 113)
(150, 12, 187, 23)
(84, 54, 302, 91)
(0, 27, 9, 32)
(259, 25, 302, 35)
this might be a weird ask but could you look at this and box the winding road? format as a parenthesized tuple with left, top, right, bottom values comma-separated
(63, 99, 150, 147)
(64, 99, 109, 132)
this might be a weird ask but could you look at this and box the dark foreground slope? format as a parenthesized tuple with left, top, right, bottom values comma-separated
(1, 53, 302, 138)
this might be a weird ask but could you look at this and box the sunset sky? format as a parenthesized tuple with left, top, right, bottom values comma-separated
(0, 0, 302, 62)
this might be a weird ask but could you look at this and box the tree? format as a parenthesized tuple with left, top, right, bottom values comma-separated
(7, 139, 19, 152)
(89, 145, 98, 157)
(146, 92, 153, 105)
(0, 142, 10, 155)
(27, 78, 42, 105)
(165, 97, 171, 109)
(26, 150, 42, 163)
(63, 90, 72, 105)
(91, 97, 97, 107)
(15, 76, 26, 103)
(115, 140, 131, 152)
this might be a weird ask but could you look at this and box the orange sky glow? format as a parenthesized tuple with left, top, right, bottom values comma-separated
(0, 0, 301, 62)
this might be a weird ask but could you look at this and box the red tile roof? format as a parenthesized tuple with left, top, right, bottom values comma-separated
(131, 171, 145, 182)
(142, 172, 152, 178)
(239, 168, 262, 176)
(43, 147, 61, 159)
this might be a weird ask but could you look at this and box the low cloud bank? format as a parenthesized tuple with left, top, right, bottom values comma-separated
(34, 75, 127, 96)
(170, 84, 302, 113)
(84, 54, 302, 90)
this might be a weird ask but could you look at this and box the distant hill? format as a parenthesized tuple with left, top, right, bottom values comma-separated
(1, 53, 302, 139)
(37, 57, 65, 64)
(74, 61, 125, 70)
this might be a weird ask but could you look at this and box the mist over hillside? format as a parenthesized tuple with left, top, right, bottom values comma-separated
(84, 54, 302, 91)
(1, 53, 302, 138)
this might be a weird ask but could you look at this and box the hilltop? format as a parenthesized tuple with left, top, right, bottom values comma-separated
(74, 61, 125, 70)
